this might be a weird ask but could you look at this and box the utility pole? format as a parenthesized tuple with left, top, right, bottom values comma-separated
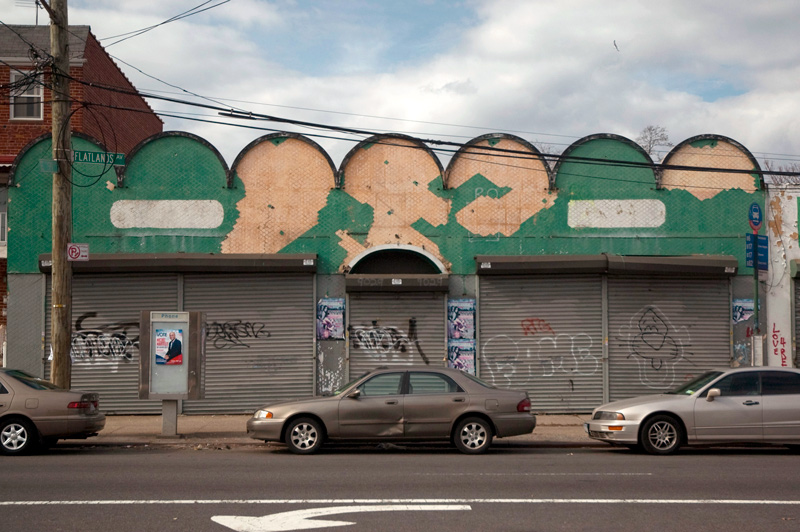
(42, 0, 72, 388)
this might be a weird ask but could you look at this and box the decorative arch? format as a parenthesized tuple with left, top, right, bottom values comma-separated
(445, 133, 554, 237)
(661, 134, 762, 200)
(348, 244, 447, 274)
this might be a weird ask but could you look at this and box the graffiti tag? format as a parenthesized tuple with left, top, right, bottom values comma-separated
(70, 312, 138, 361)
(206, 320, 269, 349)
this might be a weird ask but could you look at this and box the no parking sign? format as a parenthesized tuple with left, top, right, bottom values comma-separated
(66, 243, 89, 261)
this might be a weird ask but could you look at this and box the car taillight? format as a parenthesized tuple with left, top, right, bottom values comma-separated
(68, 400, 99, 410)
(517, 397, 531, 412)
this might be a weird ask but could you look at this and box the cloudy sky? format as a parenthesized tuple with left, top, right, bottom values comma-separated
(2, 0, 799, 168)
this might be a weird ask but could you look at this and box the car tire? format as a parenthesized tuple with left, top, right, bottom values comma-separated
(0, 417, 37, 456)
(640, 415, 683, 455)
(785, 444, 800, 453)
(285, 417, 323, 454)
(454, 417, 493, 454)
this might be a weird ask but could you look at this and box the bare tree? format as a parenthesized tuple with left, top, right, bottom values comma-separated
(636, 125, 673, 158)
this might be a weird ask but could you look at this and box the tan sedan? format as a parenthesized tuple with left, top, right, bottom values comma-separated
(247, 366, 536, 454)
(0, 369, 106, 455)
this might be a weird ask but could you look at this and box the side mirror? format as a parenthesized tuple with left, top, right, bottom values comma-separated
(347, 389, 362, 399)
(706, 388, 721, 402)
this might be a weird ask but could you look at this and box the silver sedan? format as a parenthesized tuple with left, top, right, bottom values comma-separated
(247, 366, 536, 454)
(585, 367, 800, 455)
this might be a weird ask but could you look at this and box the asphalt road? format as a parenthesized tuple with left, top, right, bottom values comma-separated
(3, 444, 800, 532)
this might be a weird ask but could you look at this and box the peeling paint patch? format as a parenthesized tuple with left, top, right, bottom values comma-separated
(567, 199, 665, 228)
(110, 200, 224, 229)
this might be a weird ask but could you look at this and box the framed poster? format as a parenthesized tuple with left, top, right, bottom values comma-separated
(155, 328, 184, 365)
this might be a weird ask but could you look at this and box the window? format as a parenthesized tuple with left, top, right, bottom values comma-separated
(408, 372, 463, 394)
(357, 373, 403, 397)
(0, 212, 6, 245)
(761, 371, 800, 395)
(10, 70, 44, 120)
(712, 372, 760, 396)
(0, 382, 7, 394)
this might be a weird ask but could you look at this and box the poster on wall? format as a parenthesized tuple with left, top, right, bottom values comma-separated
(448, 298, 476, 339)
(317, 298, 345, 340)
(155, 329, 183, 365)
(448, 339, 475, 374)
(732, 299, 754, 323)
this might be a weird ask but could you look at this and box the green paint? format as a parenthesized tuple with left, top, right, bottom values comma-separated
(270, 137, 288, 146)
(487, 138, 501, 147)
(384, 160, 389, 165)
(362, 143, 374, 150)
(690, 139, 718, 149)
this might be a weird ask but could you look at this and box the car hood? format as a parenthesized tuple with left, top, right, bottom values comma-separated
(256, 395, 335, 410)
(596, 393, 691, 413)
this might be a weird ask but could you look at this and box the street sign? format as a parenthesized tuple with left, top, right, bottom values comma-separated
(745, 233, 768, 270)
(72, 150, 125, 166)
(748, 202, 763, 231)
(67, 243, 89, 261)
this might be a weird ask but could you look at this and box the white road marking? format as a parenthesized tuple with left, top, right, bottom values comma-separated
(2, 498, 800, 506)
(212, 504, 471, 532)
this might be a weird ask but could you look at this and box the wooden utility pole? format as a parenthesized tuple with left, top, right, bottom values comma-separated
(45, 0, 73, 388)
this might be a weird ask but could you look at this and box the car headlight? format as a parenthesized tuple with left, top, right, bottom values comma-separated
(594, 411, 625, 421)
(254, 410, 274, 419)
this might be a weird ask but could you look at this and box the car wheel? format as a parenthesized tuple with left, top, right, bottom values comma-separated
(640, 415, 683, 455)
(454, 417, 493, 454)
(285, 418, 323, 454)
(1, 418, 37, 456)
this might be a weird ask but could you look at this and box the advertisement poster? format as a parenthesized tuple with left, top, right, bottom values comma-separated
(732, 299, 754, 323)
(155, 328, 184, 365)
(448, 298, 476, 339)
(317, 298, 345, 340)
(448, 339, 476, 374)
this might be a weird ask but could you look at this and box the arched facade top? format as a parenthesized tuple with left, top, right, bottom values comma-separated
(8, 131, 109, 186)
(348, 244, 447, 274)
(444, 132, 554, 189)
(120, 131, 230, 189)
(553, 133, 657, 193)
(662, 134, 763, 196)
(230, 132, 337, 189)
(338, 133, 444, 188)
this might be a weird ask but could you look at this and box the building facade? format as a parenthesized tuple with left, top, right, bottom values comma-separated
(6, 130, 769, 414)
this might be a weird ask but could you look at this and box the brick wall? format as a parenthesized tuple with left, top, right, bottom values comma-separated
(1, 31, 162, 164)
(80, 33, 163, 154)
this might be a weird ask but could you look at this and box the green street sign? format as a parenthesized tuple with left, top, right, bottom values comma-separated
(72, 150, 125, 166)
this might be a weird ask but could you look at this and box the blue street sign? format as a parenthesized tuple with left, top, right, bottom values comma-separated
(745, 233, 769, 270)
(749, 203, 763, 231)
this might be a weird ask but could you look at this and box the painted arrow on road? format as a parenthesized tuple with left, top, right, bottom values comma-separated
(212, 504, 471, 532)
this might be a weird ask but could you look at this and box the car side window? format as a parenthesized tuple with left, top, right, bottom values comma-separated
(0, 383, 7, 394)
(358, 373, 403, 397)
(408, 372, 463, 394)
(761, 372, 800, 395)
(713, 373, 760, 396)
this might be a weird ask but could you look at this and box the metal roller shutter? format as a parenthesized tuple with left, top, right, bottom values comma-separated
(607, 277, 731, 400)
(46, 274, 179, 414)
(348, 292, 446, 379)
(182, 273, 314, 413)
(478, 275, 604, 413)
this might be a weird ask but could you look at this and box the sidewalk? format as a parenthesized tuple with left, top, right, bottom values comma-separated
(61, 413, 599, 448)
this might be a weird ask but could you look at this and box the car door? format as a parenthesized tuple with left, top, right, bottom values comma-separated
(693, 371, 762, 441)
(0, 376, 12, 416)
(760, 371, 800, 441)
(338, 372, 404, 438)
(403, 371, 467, 438)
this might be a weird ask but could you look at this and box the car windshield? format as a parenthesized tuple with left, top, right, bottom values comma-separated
(331, 373, 369, 396)
(3, 369, 62, 391)
(666, 371, 723, 395)
(459, 371, 497, 389)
